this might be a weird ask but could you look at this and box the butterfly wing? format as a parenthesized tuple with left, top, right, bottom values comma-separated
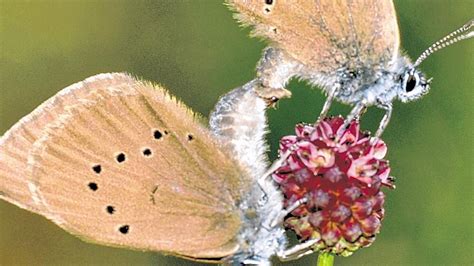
(1, 73, 249, 260)
(0, 75, 119, 213)
(228, 0, 400, 72)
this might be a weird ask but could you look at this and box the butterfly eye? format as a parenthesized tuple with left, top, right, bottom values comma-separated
(405, 74, 418, 93)
(398, 70, 430, 103)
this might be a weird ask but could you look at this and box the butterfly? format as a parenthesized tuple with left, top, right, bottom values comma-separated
(0, 73, 324, 265)
(227, 0, 473, 137)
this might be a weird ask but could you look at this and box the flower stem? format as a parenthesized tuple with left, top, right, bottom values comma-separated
(317, 253, 335, 266)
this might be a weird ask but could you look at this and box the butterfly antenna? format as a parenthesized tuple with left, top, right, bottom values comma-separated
(414, 18, 473, 67)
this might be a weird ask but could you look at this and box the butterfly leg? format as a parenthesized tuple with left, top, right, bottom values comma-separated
(258, 85, 339, 194)
(318, 85, 339, 121)
(373, 102, 393, 140)
(257, 146, 295, 198)
(269, 197, 308, 227)
(338, 102, 367, 137)
(277, 239, 318, 261)
(255, 46, 302, 104)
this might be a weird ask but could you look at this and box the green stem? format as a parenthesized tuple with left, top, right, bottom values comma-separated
(317, 253, 335, 266)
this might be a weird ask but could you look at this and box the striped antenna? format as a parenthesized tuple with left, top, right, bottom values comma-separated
(414, 18, 473, 67)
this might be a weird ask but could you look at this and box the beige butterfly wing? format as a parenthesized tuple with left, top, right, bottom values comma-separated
(3, 73, 248, 261)
(0, 74, 131, 214)
(227, 0, 400, 71)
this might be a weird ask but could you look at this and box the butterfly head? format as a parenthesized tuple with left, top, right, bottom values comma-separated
(397, 67, 431, 103)
(397, 19, 473, 103)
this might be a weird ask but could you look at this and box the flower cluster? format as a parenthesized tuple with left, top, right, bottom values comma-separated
(273, 117, 395, 256)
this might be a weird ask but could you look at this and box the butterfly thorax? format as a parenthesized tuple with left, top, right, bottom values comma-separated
(316, 55, 410, 106)
(255, 45, 410, 107)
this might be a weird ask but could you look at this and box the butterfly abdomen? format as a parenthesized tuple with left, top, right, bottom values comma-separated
(210, 79, 270, 180)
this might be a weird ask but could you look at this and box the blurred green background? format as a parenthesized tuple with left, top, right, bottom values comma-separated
(0, 1, 472, 265)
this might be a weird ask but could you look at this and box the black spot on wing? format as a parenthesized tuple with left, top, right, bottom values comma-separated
(106, 205, 115, 214)
(92, 164, 102, 174)
(116, 153, 126, 163)
(142, 148, 152, 157)
(153, 130, 163, 140)
(88, 182, 98, 191)
(187, 134, 194, 141)
(119, 225, 129, 234)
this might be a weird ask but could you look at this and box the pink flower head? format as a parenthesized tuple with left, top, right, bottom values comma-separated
(273, 117, 395, 256)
